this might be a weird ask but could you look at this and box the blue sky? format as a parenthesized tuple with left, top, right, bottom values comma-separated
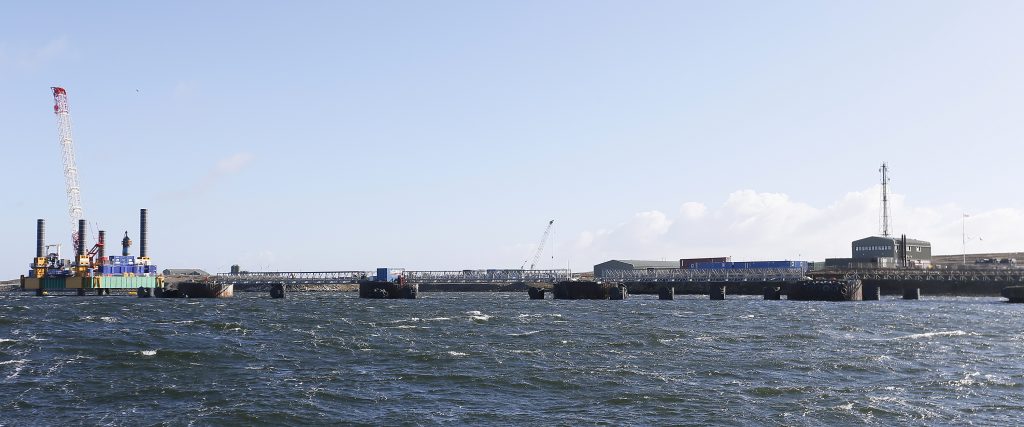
(3, 1, 1024, 276)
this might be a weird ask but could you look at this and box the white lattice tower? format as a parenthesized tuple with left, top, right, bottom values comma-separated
(525, 220, 555, 270)
(51, 87, 84, 246)
(879, 162, 890, 237)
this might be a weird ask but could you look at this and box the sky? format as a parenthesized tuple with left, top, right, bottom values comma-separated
(2, 1, 1024, 277)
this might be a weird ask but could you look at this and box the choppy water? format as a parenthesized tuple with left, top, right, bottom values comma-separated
(1, 293, 1023, 425)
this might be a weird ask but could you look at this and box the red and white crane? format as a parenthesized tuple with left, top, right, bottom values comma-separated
(51, 87, 85, 248)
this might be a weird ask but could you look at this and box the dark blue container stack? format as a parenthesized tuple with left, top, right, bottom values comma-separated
(689, 261, 809, 271)
(375, 268, 400, 282)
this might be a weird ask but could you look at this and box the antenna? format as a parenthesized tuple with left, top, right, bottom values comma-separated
(879, 162, 891, 237)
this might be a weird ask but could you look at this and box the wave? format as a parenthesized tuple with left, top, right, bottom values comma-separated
(466, 311, 491, 321)
(893, 330, 968, 340)
(507, 330, 541, 337)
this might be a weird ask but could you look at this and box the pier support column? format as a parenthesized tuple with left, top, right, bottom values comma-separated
(609, 285, 627, 300)
(77, 288, 86, 296)
(863, 285, 880, 301)
(137, 287, 153, 298)
(528, 287, 545, 300)
(710, 285, 726, 300)
(903, 287, 920, 300)
(270, 283, 286, 299)
(1001, 286, 1024, 303)
(658, 286, 674, 300)
(763, 285, 781, 300)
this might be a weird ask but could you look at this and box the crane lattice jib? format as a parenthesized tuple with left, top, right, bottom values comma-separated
(527, 220, 554, 270)
(52, 87, 84, 245)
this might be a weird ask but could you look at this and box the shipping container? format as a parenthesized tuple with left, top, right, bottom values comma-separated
(681, 257, 731, 269)
(93, 275, 160, 289)
(689, 261, 809, 270)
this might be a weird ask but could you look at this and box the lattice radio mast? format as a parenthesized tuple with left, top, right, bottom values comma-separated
(879, 162, 891, 237)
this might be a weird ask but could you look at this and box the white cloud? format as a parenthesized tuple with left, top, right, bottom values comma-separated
(1, 38, 70, 73)
(173, 81, 196, 99)
(573, 186, 1024, 269)
(215, 152, 254, 174)
(680, 202, 706, 219)
(163, 152, 254, 199)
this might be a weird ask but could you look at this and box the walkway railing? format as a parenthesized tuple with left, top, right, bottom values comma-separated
(600, 267, 808, 282)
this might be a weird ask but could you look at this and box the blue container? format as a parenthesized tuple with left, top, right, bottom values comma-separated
(375, 268, 401, 282)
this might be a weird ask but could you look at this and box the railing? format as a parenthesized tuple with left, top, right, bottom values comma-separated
(600, 267, 808, 282)
(216, 269, 572, 284)
(820, 268, 1024, 282)
(406, 269, 571, 283)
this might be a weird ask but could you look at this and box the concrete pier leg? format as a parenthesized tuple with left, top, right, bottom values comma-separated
(77, 288, 86, 296)
(270, 283, 286, 299)
(527, 287, 545, 300)
(658, 286, 674, 300)
(609, 285, 627, 300)
(1001, 286, 1024, 303)
(763, 286, 781, 300)
(903, 287, 920, 300)
(138, 287, 153, 298)
(97, 289, 104, 296)
(710, 285, 726, 300)
(863, 285, 880, 301)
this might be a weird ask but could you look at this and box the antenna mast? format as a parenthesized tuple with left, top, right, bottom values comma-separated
(879, 162, 890, 237)
(51, 87, 85, 247)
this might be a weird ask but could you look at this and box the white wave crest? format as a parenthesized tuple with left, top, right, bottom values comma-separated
(894, 330, 967, 340)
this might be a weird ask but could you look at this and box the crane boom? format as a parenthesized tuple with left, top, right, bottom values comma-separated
(523, 220, 554, 270)
(51, 87, 85, 247)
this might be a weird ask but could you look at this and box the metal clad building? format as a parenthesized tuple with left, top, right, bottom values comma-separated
(594, 260, 680, 278)
(851, 236, 931, 265)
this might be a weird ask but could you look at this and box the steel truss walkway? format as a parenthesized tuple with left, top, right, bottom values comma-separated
(600, 267, 808, 282)
(216, 269, 571, 285)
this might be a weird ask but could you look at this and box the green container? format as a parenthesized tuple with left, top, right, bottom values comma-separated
(94, 276, 160, 289)
(42, 277, 69, 290)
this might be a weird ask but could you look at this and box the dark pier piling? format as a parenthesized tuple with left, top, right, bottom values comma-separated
(903, 287, 920, 300)
(863, 284, 880, 300)
(552, 281, 626, 300)
(170, 281, 234, 298)
(359, 281, 418, 299)
(763, 285, 782, 300)
(658, 286, 674, 300)
(710, 285, 726, 300)
(1001, 286, 1024, 303)
(787, 280, 863, 301)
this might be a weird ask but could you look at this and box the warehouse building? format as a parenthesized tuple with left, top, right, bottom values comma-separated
(851, 235, 931, 267)
(594, 260, 680, 278)
(162, 268, 210, 276)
